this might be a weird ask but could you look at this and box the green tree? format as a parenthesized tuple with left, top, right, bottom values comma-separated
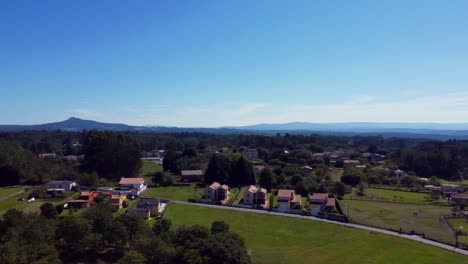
(258, 168, 275, 190)
(152, 171, 174, 187)
(204, 154, 231, 184)
(39, 203, 57, 219)
(230, 155, 256, 185)
(333, 182, 346, 197)
(117, 250, 146, 264)
(153, 218, 172, 236)
(211, 221, 229, 235)
(82, 131, 141, 180)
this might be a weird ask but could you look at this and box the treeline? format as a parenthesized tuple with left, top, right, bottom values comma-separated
(394, 140, 468, 180)
(0, 204, 251, 264)
(0, 130, 142, 186)
(2, 130, 468, 184)
(204, 154, 256, 186)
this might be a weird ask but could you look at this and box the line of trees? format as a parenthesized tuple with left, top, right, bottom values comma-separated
(204, 153, 256, 186)
(0, 204, 251, 264)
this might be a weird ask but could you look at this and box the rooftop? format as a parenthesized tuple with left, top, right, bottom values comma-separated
(277, 189, 294, 199)
(309, 193, 329, 201)
(181, 170, 203, 176)
(119, 177, 144, 185)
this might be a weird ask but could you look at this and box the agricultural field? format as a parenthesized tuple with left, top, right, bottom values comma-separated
(339, 199, 455, 245)
(144, 184, 202, 201)
(165, 203, 467, 264)
(345, 188, 433, 204)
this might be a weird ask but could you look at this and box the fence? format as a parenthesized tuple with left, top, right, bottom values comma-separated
(345, 196, 452, 206)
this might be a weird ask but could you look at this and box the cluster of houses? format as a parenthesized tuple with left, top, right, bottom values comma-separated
(424, 183, 468, 204)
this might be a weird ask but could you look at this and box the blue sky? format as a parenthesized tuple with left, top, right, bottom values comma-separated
(1, 0, 468, 126)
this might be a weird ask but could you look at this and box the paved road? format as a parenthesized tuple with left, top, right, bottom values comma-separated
(0, 190, 25, 202)
(172, 201, 468, 256)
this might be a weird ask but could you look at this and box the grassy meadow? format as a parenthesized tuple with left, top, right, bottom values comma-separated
(144, 184, 202, 201)
(165, 203, 467, 264)
(345, 187, 432, 204)
(339, 199, 455, 244)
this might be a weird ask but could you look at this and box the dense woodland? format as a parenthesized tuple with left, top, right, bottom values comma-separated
(0, 130, 468, 189)
(0, 204, 250, 264)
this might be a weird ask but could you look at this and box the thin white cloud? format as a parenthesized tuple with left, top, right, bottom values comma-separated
(280, 92, 468, 123)
(235, 103, 269, 115)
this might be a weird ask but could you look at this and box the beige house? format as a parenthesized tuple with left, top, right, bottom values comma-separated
(110, 194, 126, 210)
(137, 198, 160, 217)
(244, 185, 267, 206)
(277, 189, 301, 212)
(126, 208, 151, 220)
(309, 193, 335, 216)
(205, 182, 230, 204)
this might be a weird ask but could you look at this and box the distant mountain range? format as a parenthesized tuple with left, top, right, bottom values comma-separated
(1, 117, 468, 140)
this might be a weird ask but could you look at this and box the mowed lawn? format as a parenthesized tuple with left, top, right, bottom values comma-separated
(340, 199, 455, 245)
(165, 203, 467, 264)
(144, 185, 202, 201)
(0, 187, 25, 198)
(345, 188, 432, 204)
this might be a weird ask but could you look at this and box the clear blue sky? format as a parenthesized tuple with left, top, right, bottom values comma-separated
(1, 0, 468, 126)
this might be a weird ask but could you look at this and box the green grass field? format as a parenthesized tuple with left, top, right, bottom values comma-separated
(440, 179, 468, 185)
(140, 160, 163, 185)
(330, 168, 343, 182)
(0, 187, 25, 198)
(144, 185, 202, 201)
(340, 199, 455, 244)
(140, 160, 163, 176)
(165, 203, 467, 264)
(345, 188, 432, 204)
(449, 218, 468, 234)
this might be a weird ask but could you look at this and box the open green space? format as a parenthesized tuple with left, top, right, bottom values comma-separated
(144, 185, 202, 201)
(140, 160, 163, 184)
(140, 160, 163, 176)
(330, 168, 343, 182)
(449, 218, 468, 234)
(231, 187, 247, 205)
(340, 199, 455, 245)
(0, 189, 77, 215)
(165, 203, 466, 264)
(0, 187, 25, 198)
(440, 179, 468, 185)
(345, 188, 432, 204)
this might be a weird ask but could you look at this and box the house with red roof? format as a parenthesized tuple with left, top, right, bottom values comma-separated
(205, 182, 230, 204)
(119, 177, 145, 190)
(67, 191, 99, 209)
(309, 193, 336, 216)
(244, 185, 268, 207)
(277, 189, 301, 212)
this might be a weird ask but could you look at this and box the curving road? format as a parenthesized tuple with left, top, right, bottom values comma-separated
(172, 200, 468, 256)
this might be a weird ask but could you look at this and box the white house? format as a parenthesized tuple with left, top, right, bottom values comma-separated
(119, 177, 145, 191)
